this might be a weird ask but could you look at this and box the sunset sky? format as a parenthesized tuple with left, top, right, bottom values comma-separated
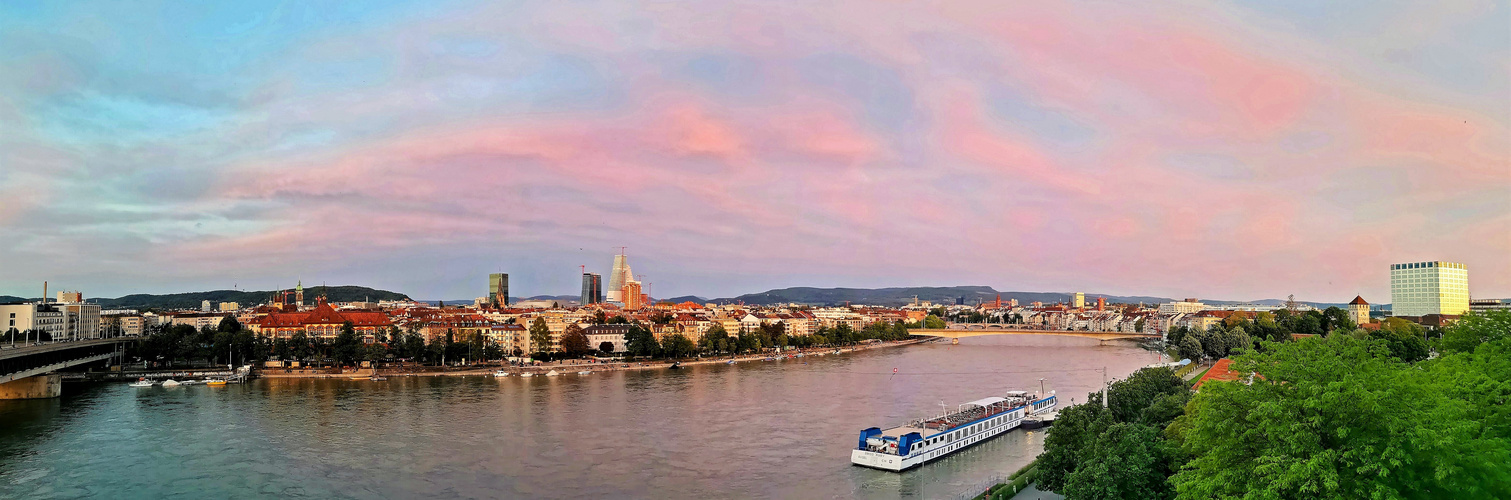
(2, 1, 1507, 302)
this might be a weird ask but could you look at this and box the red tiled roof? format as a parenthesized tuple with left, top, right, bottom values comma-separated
(1193, 358, 1245, 390)
(1349, 295, 1369, 306)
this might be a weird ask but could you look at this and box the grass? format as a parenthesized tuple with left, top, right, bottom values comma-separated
(973, 459, 1040, 500)
(1186, 363, 1214, 385)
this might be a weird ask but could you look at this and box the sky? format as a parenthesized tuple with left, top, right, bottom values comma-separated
(1, 0, 1508, 303)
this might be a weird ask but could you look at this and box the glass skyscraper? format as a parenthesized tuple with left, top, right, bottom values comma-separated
(488, 273, 509, 307)
(581, 273, 603, 305)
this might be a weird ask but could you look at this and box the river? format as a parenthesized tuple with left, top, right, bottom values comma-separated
(0, 336, 1157, 499)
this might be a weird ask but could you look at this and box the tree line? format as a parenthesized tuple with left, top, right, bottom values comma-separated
(1167, 306, 1434, 363)
(1036, 309, 1511, 499)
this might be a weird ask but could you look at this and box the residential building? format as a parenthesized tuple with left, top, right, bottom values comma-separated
(584, 324, 631, 353)
(623, 280, 643, 310)
(489, 273, 509, 307)
(252, 300, 393, 341)
(1389, 261, 1469, 317)
(0, 303, 67, 339)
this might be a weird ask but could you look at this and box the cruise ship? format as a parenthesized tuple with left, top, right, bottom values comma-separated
(851, 390, 1057, 472)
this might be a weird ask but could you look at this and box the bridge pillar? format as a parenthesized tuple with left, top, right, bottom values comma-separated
(0, 374, 62, 399)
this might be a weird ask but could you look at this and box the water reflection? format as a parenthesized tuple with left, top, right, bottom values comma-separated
(0, 336, 1153, 499)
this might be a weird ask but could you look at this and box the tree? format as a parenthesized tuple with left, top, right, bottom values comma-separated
(217, 315, 242, 333)
(625, 325, 659, 358)
(699, 324, 730, 354)
(922, 314, 947, 329)
(528, 318, 552, 354)
(1062, 423, 1174, 500)
(661, 334, 696, 358)
(1106, 367, 1187, 424)
(290, 331, 312, 362)
(333, 322, 361, 366)
(561, 324, 591, 358)
(1178, 334, 1203, 362)
(598, 341, 615, 355)
(1440, 310, 1511, 353)
(593, 310, 607, 325)
(1038, 392, 1113, 493)
(1135, 317, 1146, 334)
(1368, 326, 1429, 363)
(1170, 335, 1511, 499)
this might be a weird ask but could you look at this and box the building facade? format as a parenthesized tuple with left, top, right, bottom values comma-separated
(1390, 261, 1469, 317)
(0, 303, 67, 340)
(622, 280, 643, 310)
(1347, 296, 1370, 325)
(607, 254, 632, 303)
(1070, 292, 1085, 309)
(580, 273, 603, 305)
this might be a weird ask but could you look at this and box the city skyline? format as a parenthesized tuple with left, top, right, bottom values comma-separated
(2, 2, 1507, 302)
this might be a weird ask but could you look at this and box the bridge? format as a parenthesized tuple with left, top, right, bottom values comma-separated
(0, 338, 136, 399)
(908, 327, 1160, 342)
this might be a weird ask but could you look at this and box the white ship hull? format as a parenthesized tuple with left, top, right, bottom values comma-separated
(852, 394, 1057, 472)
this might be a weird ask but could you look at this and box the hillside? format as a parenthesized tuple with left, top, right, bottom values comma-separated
(0, 286, 412, 310)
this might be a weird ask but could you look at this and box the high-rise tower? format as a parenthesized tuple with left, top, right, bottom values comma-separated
(489, 273, 509, 307)
(295, 281, 304, 307)
(1389, 261, 1468, 317)
(581, 273, 603, 305)
(607, 252, 632, 303)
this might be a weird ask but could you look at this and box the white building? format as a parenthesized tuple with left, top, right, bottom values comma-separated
(1158, 300, 1206, 315)
(1, 303, 67, 339)
(1390, 261, 1469, 317)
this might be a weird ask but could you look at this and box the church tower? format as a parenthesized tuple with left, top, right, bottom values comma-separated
(296, 280, 305, 308)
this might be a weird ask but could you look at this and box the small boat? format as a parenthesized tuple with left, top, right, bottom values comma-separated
(727, 360, 736, 365)
(368, 376, 387, 381)
(668, 362, 682, 370)
(520, 372, 535, 378)
(160, 379, 181, 387)
(181, 379, 206, 385)
(493, 370, 511, 377)
(545, 370, 560, 376)
(129, 379, 154, 387)
(206, 379, 227, 386)
(577, 371, 591, 375)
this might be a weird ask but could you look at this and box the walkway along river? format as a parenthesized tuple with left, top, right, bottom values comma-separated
(0, 335, 1156, 499)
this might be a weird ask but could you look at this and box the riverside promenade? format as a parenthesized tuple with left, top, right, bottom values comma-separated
(256, 338, 936, 379)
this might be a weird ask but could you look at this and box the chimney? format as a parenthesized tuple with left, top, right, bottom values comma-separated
(43, 281, 48, 304)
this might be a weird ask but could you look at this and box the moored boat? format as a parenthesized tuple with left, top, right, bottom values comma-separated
(851, 389, 1058, 472)
(577, 370, 591, 375)
(206, 379, 227, 386)
(545, 370, 560, 376)
(493, 370, 511, 377)
(129, 378, 154, 387)
(520, 372, 535, 378)
(160, 379, 181, 387)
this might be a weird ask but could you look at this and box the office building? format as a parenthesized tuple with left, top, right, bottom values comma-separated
(56, 291, 82, 303)
(1470, 299, 1509, 313)
(1389, 261, 1469, 317)
(488, 273, 509, 307)
(1070, 292, 1085, 309)
(607, 253, 633, 303)
(581, 273, 603, 305)
(202, 300, 212, 312)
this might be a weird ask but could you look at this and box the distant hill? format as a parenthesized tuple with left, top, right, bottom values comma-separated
(0, 295, 28, 304)
(2, 286, 412, 310)
(660, 295, 708, 304)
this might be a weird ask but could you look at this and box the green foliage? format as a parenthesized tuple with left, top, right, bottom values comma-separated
(1369, 318, 1430, 362)
(661, 333, 696, 358)
(1177, 335, 1203, 362)
(1038, 393, 1113, 493)
(332, 321, 360, 366)
(1107, 368, 1187, 424)
(1171, 335, 1511, 499)
(528, 318, 552, 353)
(216, 316, 242, 333)
(922, 314, 947, 329)
(1063, 423, 1174, 500)
(598, 341, 615, 354)
(624, 324, 659, 358)
(1440, 310, 1511, 353)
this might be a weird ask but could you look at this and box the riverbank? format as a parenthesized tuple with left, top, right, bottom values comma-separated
(255, 338, 937, 379)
